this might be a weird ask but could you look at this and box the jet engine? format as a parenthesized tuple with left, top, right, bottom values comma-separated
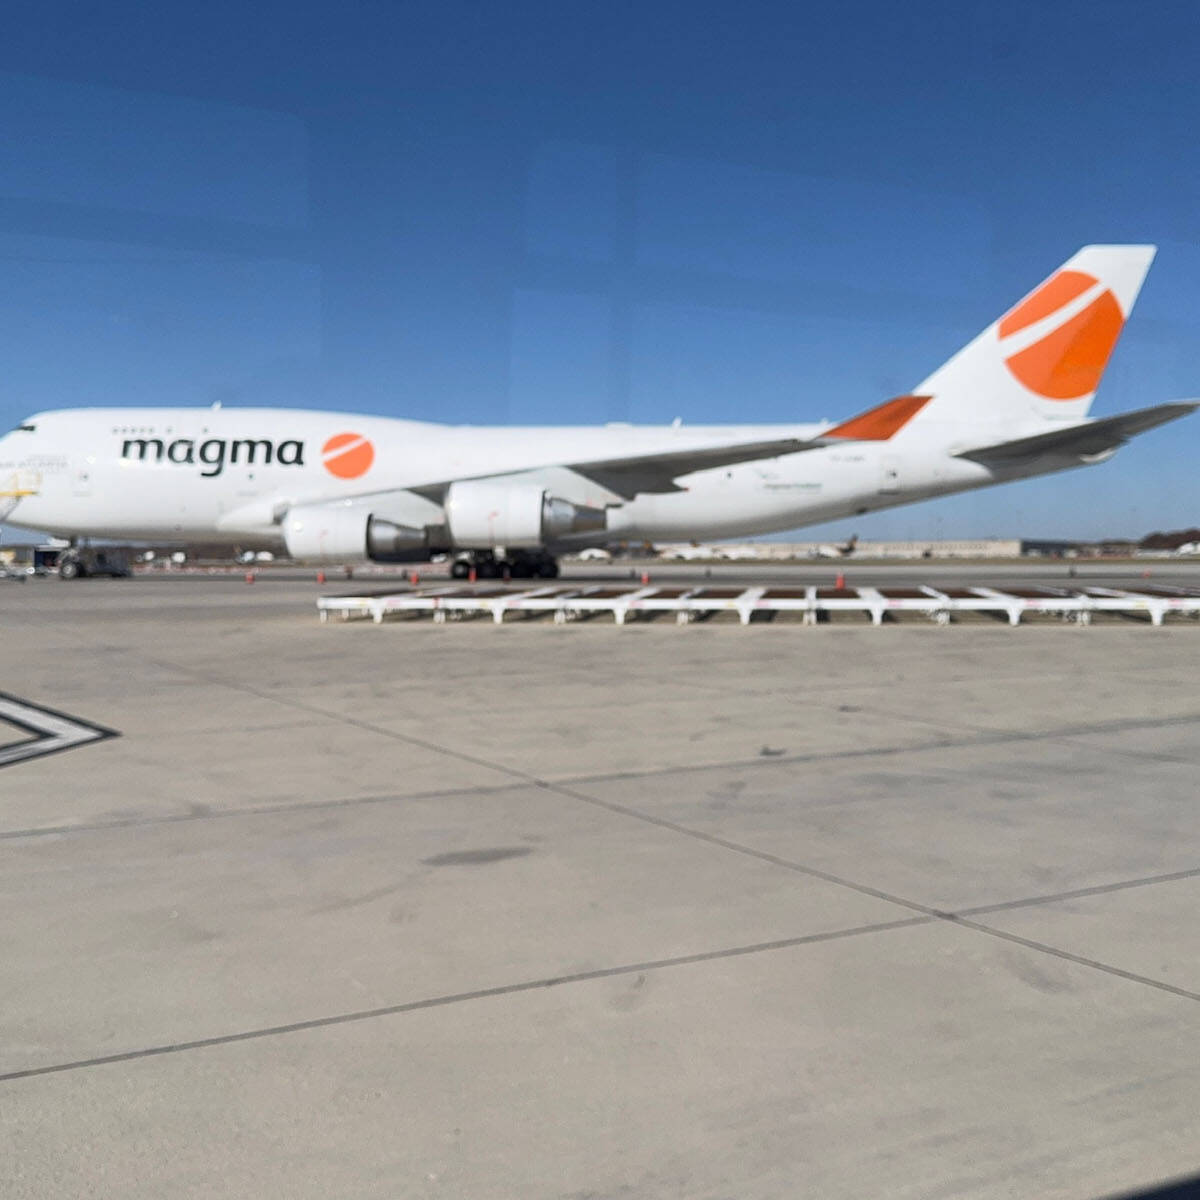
(444, 480, 606, 548)
(283, 501, 430, 563)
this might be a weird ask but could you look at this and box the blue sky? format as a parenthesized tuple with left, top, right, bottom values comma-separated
(2, 0, 1199, 539)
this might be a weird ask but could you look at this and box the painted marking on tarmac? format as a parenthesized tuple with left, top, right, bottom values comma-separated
(0, 692, 118, 768)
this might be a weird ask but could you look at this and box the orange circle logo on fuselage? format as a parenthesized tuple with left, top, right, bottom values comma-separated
(997, 269, 1124, 401)
(322, 432, 375, 478)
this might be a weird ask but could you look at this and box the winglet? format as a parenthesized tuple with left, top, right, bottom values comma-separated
(826, 394, 931, 441)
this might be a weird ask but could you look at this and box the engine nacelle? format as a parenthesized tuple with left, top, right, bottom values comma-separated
(444, 481, 606, 548)
(283, 501, 429, 563)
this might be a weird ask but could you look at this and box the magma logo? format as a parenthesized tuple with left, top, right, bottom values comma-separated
(321, 432, 374, 479)
(997, 270, 1124, 400)
(120, 430, 376, 479)
(121, 436, 304, 477)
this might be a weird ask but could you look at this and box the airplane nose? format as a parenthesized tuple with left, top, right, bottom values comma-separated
(1, 438, 41, 521)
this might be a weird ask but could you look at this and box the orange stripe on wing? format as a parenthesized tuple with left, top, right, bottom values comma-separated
(826, 394, 931, 440)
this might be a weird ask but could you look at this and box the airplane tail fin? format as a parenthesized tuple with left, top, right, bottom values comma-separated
(912, 245, 1156, 428)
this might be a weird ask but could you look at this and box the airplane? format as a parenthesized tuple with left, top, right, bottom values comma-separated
(809, 535, 858, 559)
(0, 244, 1195, 580)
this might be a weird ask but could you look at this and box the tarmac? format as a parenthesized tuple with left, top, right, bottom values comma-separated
(2, 567, 1200, 1198)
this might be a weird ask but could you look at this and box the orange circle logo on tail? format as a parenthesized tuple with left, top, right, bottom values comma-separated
(322, 432, 375, 479)
(997, 269, 1124, 400)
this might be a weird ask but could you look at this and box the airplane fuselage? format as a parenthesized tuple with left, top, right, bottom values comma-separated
(3, 247, 1185, 562)
(1, 406, 1040, 550)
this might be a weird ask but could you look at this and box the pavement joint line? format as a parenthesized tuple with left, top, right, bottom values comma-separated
(134, 654, 549, 789)
(0, 662, 1017, 922)
(941, 915, 1200, 1005)
(1049, 737, 1200, 768)
(546, 710, 1200, 789)
(804, 701, 1200, 757)
(11, 650, 1200, 1049)
(0, 713, 1145, 840)
(542, 779, 947, 918)
(533, 783, 1200, 1007)
(1, 694, 1195, 836)
(126, 653, 1200, 787)
(956, 867, 1200, 916)
(843, 700, 1200, 769)
(0, 915, 930, 1085)
(38, 651, 1200, 814)
(548, 717, 1200, 788)
(7, 887, 1200, 1089)
(0, 787, 509, 841)
(8, 659, 1200, 1002)
(4, 680, 1198, 927)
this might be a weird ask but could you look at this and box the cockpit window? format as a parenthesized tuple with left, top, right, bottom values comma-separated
(15, 423, 36, 432)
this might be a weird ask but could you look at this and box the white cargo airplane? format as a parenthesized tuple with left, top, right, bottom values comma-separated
(1, 245, 1194, 578)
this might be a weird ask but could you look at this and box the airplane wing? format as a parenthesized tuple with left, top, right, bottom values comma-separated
(405, 434, 827, 503)
(954, 401, 1199, 466)
(408, 395, 934, 502)
(570, 395, 935, 498)
(562, 435, 818, 498)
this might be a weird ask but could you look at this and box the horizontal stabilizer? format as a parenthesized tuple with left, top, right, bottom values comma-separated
(954, 400, 1198, 465)
(826, 395, 931, 440)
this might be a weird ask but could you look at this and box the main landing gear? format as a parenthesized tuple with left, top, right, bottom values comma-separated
(450, 550, 559, 580)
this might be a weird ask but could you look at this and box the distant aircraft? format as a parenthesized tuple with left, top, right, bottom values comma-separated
(1, 245, 1194, 579)
(662, 543, 723, 561)
(809, 535, 858, 559)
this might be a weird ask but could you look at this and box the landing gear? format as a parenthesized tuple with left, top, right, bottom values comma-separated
(56, 544, 132, 579)
(449, 550, 559, 581)
(508, 549, 559, 579)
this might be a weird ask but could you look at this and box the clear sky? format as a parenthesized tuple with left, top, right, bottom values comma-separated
(2, 0, 1199, 540)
